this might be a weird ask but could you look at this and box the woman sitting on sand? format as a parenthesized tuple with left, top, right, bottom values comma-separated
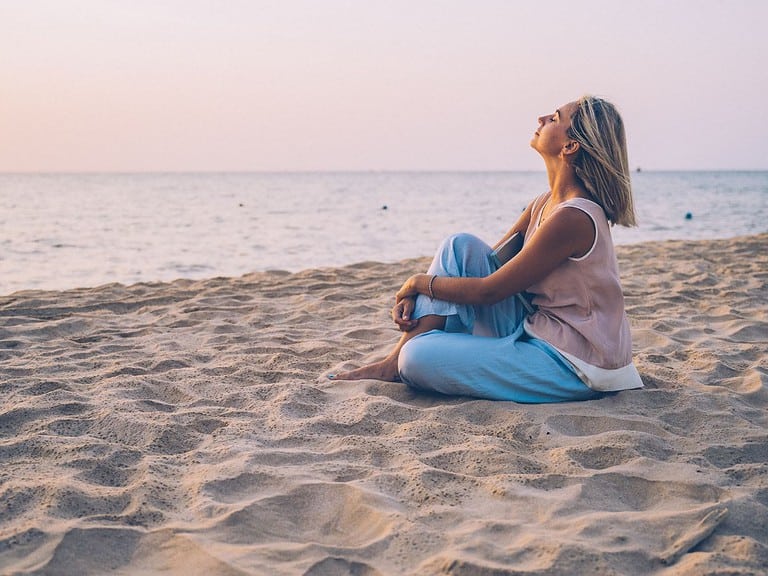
(331, 96, 643, 402)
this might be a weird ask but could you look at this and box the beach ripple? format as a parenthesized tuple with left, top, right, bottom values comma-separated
(0, 236, 766, 574)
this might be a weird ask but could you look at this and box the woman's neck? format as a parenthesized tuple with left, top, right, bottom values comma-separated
(545, 162, 585, 202)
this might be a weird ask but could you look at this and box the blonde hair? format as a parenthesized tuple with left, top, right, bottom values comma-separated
(568, 96, 637, 227)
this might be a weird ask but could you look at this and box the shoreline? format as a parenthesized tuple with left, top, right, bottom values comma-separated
(4, 170, 768, 297)
(3, 231, 766, 298)
(1, 233, 767, 574)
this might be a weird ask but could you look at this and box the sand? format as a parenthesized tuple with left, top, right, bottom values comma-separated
(1, 233, 766, 575)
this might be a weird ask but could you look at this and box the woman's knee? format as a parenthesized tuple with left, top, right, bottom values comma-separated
(436, 233, 493, 278)
(443, 232, 487, 254)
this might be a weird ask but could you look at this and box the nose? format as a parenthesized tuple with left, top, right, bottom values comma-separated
(537, 115, 547, 127)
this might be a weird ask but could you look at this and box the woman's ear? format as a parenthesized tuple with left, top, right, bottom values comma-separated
(563, 140, 580, 156)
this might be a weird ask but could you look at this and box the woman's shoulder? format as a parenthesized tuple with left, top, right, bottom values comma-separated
(530, 191, 551, 215)
(534, 191, 551, 204)
(558, 197, 609, 223)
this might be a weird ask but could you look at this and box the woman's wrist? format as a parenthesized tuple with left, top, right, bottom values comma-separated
(427, 274, 437, 299)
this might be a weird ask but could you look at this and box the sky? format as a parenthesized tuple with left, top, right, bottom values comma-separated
(1, 0, 766, 172)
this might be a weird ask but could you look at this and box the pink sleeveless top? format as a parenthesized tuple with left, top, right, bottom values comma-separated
(523, 193, 642, 391)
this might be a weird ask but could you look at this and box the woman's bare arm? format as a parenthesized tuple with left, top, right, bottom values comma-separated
(396, 206, 595, 306)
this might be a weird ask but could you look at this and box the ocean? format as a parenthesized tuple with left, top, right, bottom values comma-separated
(1, 171, 766, 294)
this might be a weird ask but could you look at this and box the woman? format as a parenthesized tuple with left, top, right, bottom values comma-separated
(330, 96, 643, 402)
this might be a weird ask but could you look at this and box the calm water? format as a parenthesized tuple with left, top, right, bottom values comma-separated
(1, 171, 766, 294)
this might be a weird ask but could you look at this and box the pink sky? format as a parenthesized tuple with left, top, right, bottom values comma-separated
(2, 0, 766, 171)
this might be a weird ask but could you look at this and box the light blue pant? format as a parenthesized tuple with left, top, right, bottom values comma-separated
(398, 233, 602, 403)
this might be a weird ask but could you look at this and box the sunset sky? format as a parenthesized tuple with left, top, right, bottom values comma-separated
(2, 0, 766, 172)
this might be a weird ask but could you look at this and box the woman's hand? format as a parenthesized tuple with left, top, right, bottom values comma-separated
(392, 296, 418, 331)
(392, 274, 428, 332)
(395, 274, 425, 302)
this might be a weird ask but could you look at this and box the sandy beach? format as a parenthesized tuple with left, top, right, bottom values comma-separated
(1, 233, 766, 575)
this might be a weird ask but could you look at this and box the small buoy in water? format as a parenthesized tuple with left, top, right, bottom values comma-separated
(239, 203, 244, 207)
(685, 212, 693, 220)
(382, 205, 388, 210)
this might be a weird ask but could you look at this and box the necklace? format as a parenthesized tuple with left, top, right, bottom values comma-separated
(538, 198, 552, 225)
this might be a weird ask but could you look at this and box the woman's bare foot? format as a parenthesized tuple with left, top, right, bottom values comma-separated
(329, 355, 399, 382)
(328, 315, 444, 383)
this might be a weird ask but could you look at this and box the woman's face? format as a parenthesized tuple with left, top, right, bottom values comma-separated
(530, 100, 578, 157)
